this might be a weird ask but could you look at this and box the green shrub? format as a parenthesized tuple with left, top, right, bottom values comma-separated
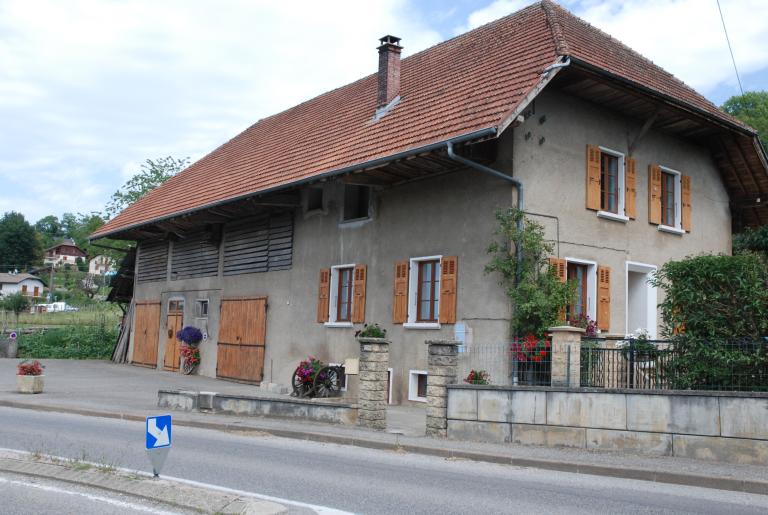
(17, 324, 117, 359)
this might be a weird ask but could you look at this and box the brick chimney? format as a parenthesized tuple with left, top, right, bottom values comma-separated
(377, 35, 402, 108)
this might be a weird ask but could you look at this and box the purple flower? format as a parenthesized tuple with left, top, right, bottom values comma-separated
(176, 326, 203, 345)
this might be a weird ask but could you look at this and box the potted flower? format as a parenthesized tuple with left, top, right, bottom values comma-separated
(464, 369, 490, 385)
(17, 360, 45, 394)
(176, 326, 203, 375)
(355, 323, 387, 341)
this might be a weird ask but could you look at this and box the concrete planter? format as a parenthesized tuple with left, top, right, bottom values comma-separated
(356, 337, 390, 345)
(17, 374, 44, 394)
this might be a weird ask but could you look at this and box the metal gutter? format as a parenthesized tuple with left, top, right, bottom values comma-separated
(445, 141, 524, 287)
(91, 127, 499, 241)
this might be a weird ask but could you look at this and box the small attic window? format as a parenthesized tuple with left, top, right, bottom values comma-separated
(307, 187, 323, 212)
(342, 185, 371, 221)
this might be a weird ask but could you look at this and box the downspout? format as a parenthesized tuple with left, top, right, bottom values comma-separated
(445, 141, 524, 286)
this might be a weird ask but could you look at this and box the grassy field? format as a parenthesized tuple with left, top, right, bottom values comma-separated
(1, 304, 122, 329)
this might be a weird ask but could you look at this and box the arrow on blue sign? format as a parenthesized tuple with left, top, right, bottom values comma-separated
(146, 415, 172, 449)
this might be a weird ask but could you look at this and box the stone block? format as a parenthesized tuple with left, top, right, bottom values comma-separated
(511, 424, 586, 448)
(426, 406, 446, 419)
(427, 385, 447, 398)
(718, 397, 768, 440)
(427, 374, 457, 387)
(586, 429, 672, 455)
(427, 343, 459, 356)
(427, 416, 447, 429)
(359, 371, 389, 382)
(359, 360, 389, 372)
(359, 351, 389, 363)
(358, 408, 386, 421)
(447, 388, 477, 420)
(546, 391, 625, 430)
(508, 390, 547, 425)
(428, 365, 457, 377)
(448, 420, 511, 444)
(668, 395, 720, 436)
(359, 341, 389, 353)
(428, 355, 458, 367)
(673, 434, 768, 466)
(359, 418, 386, 430)
(358, 379, 387, 391)
(626, 394, 672, 433)
(359, 399, 386, 411)
(359, 389, 387, 401)
(428, 395, 447, 408)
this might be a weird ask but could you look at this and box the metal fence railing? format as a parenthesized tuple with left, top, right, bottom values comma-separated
(457, 336, 552, 386)
(581, 337, 768, 392)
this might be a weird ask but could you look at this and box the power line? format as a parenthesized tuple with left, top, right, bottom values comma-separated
(717, 0, 744, 95)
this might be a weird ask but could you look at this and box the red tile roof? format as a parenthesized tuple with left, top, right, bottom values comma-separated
(93, 1, 752, 239)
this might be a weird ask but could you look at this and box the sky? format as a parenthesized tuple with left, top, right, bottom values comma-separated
(1, 0, 766, 225)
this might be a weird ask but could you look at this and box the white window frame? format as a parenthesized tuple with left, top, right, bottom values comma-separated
(325, 264, 355, 328)
(657, 166, 684, 235)
(625, 261, 658, 339)
(596, 146, 629, 223)
(404, 255, 442, 329)
(387, 367, 393, 405)
(564, 257, 597, 322)
(408, 370, 428, 402)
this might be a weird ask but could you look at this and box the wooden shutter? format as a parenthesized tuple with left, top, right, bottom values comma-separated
(681, 175, 692, 232)
(548, 257, 566, 283)
(625, 157, 637, 219)
(393, 261, 409, 324)
(597, 265, 611, 331)
(586, 144, 601, 210)
(352, 265, 367, 323)
(439, 256, 458, 324)
(317, 268, 330, 323)
(648, 165, 662, 225)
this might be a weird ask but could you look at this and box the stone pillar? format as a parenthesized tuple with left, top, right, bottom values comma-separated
(357, 337, 390, 430)
(425, 340, 459, 438)
(548, 326, 584, 388)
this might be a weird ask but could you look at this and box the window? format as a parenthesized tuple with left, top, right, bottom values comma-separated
(659, 167, 682, 231)
(168, 299, 184, 314)
(417, 260, 440, 322)
(408, 370, 428, 402)
(600, 152, 619, 213)
(342, 185, 371, 221)
(305, 186, 324, 213)
(566, 262, 588, 321)
(406, 256, 442, 328)
(326, 264, 355, 326)
(336, 267, 354, 322)
(196, 300, 209, 318)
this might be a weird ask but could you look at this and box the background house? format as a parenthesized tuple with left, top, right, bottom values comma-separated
(0, 272, 45, 299)
(44, 239, 87, 268)
(92, 1, 767, 404)
(89, 255, 114, 275)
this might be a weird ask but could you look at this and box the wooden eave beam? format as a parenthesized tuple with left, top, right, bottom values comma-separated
(628, 109, 660, 156)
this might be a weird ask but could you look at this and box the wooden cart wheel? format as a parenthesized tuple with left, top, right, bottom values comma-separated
(291, 367, 312, 397)
(313, 366, 341, 398)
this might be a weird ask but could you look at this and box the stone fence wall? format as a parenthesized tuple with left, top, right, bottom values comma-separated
(446, 385, 768, 465)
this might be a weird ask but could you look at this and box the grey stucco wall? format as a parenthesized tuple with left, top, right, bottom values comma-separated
(129, 86, 732, 402)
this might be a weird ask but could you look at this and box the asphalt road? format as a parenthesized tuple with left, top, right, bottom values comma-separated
(1, 407, 767, 514)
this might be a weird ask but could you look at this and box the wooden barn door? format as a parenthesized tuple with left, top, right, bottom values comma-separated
(132, 301, 160, 368)
(163, 300, 184, 371)
(217, 297, 267, 384)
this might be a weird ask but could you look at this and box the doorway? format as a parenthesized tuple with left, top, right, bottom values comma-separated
(625, 262, 657, 338)
(163, 299, 184, 371)
(216, 297, 267, 383)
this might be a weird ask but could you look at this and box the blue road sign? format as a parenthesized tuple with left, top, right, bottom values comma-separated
(145, 415, 172, 449)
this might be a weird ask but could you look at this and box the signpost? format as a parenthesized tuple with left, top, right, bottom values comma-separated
(145, 415, 171, 477)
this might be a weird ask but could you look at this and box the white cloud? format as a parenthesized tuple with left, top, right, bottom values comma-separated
(456, 0, 534, 33)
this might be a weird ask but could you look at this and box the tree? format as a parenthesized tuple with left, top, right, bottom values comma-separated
(734, 224, 768, 260)
(34, 215, 64, 249)
(721, 91, 768, 149)
(0, 212, 40, 271)
(1, 293, 30, 325)
(105, 156, 189, 218)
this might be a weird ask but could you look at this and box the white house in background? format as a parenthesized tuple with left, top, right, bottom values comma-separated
(43, 239, 87, 268)
(0, 273, 45, 299)
(89, 255, 114, 275)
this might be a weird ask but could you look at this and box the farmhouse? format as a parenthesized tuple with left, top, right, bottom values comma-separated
(44, 238, 87, 268)
(0, 273, 45, 299)
(93, 1, 767, 404)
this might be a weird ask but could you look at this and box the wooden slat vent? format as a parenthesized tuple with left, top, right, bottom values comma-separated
(136, 241, 168, 283)
(223, 212, 293, 276)
(171, 231, 220, 280)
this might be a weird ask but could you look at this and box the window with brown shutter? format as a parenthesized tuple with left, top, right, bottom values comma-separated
(597, 265, 611, 331)
(625, 157, 637, 219)
(548, 257, 566, 283)
(439, 256, 457, 324)
(416, 260, 440, 322)
(393, 261, 409, 323)
(586, 145, 601, 210)
(681, 175, 692, 232)
(352, 265, 367, 323)
(335, 266, 354, 322)
(317, 268, 330, 323)
(648, 165, 662, 225)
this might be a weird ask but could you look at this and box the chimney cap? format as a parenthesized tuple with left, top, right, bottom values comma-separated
(378, 35, 402, 47)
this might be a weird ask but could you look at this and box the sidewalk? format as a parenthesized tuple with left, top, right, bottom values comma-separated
(2, 359, 767, 495)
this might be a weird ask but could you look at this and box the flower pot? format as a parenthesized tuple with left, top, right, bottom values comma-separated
(17, 374, 44, 394)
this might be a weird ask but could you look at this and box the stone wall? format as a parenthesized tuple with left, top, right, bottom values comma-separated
(446, 385, 768, 465)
